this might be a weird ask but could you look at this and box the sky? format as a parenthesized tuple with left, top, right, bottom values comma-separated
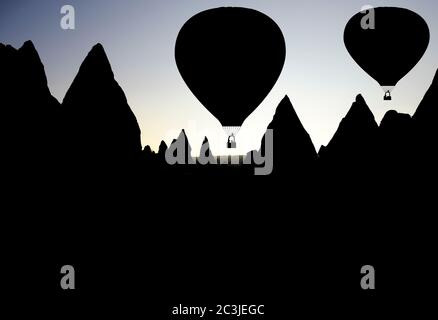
(1, 0, 437, 156)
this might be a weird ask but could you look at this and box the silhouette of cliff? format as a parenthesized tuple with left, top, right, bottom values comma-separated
(259, 95, 317, 176)
(62, 43, 141, 170)
(141, 140, 169, 175)
(197, 137, 219, 175)
(142, 145, 155, 162)
(319, 94, 379, 170)
(0, 41, 60, 172)
(413, 69, 438, 167)
(379, 110, 415, 169)
(2, 41, 436, 311)
(201, 137, 214, 159)
(168, 129, 194, 165)
(1, 40, 436, 184)
(158, 140, 168, 162)
(413, 69, 438, 126)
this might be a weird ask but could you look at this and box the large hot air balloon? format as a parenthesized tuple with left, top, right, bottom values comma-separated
(344, 7, 430, 100)
(175, 7, 286, 148)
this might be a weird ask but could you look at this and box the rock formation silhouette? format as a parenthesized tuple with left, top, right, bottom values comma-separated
(142, 145, 155, 164)
(258, 95, 317, 176)
(2, 40, 436, 183)
(200, 137, 214, 159)
(167, 129, 194, 165)
(197, 137, 218, 173)
(319, 94, 379, 174)
(379, 110, 415, 170)
(413, 69, 438, 169)
(0, 41, 60, 175)
(414, 70, 438, 125)
(2, 40, 436, 313)
(158, 140, 168, 162)
(62, 43, 141, 173)
(142, 140, 169, 174)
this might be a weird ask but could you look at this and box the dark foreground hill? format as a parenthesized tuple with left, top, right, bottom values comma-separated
(1, 41, 436, 316)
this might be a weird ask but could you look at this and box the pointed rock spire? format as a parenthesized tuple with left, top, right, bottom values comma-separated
(413, 69, 438, 126)
(0, 41, 60, 169)
(259, 95, 317, 175)
(412, 68, 438, 167)
(62, 43, 141, 164)
(320, 94, 378, 163)
(168, 130, 194, 164)
(201, 137, 214, 158)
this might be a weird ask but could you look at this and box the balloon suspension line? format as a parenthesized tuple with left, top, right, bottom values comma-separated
(223, 126, 241, 137)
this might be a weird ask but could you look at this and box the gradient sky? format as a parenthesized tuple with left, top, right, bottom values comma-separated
(1, 0, 437, 155)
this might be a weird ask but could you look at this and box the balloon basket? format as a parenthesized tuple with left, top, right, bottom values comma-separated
(223, 126, 240, 149)
(227, 140, 237, 149)
(384, 91, 392, 101)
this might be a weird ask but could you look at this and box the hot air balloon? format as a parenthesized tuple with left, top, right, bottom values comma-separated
(344, 7, 430, 100)
(175, 7, 286, 148)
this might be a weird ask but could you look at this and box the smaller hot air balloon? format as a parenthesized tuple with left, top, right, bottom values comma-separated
(175, 7, 286, 148)
(344, 7, 430, 100)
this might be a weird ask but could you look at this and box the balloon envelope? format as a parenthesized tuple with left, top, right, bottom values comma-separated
(175, 7, 286, 127)
(344, 7, 429, 89)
